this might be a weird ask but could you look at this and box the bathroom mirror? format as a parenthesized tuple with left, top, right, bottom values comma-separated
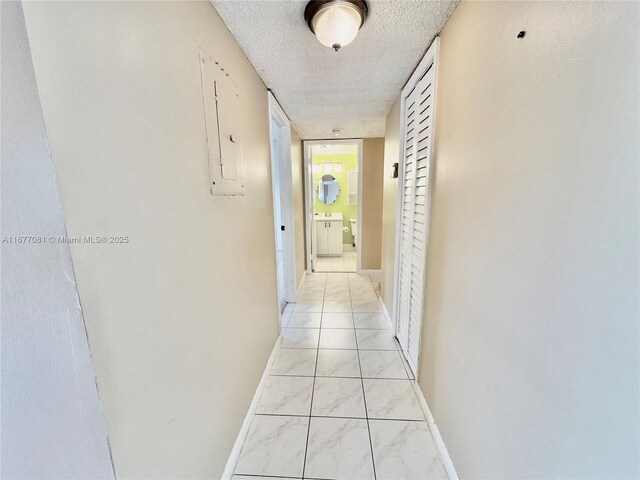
(317, 174, 339, 205)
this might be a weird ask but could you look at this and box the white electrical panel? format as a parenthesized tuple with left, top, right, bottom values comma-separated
(199, 48, 244, 196)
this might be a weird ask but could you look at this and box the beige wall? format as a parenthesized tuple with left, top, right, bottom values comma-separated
(22, 1, 280, 477)
(360, 138, 385, 270)
(380, 99, 401, 311)
(291, 128, 306, 287)
(379, 1, 639, 478)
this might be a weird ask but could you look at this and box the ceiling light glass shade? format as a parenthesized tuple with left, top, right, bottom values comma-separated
(305, 1, 368, 51)
(312, 3, 362, 50)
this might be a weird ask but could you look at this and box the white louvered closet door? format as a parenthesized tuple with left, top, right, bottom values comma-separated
(397, 62, 436, 372)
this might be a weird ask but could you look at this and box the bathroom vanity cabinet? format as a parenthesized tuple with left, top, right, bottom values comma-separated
(316, 218, 343, 256)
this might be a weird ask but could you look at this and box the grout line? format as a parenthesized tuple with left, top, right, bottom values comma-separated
(269, 374, 409, 380)
(232, 475, 300, 479)
(349, 274, 378, 480)
(254, 413, 427, 422)
(300, 276, 325, 479)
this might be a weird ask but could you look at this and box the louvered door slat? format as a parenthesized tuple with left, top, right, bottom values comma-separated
(395, 56, 436, 375)
(396, 82, 421, 349)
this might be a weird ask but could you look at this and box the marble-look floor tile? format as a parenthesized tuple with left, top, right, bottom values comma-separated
(328, 272, 349, 279)
(322, 300, 352, 313)
(350, 291, 379, 302)
(348, 273, 371, 283)
(369, 420, 447, 480)
(349, 283, 376, 295)
(234, 415, 308, 477)
(321, 312, 354, 329)
(270, 348, 317, 376)
(293, 300, 323, 313)
(324, 284, 351, 299)
(319, 328, 357, 349)
(297, 288, 325, 300)
(359, 350, 408, 379)
(280, 328, 320, 349)
(356, 329, 398, 350)
(287, 312, 321, 328)
(324, 292, 352, 302)
(305, 273, 327, 281)
(304, 417, 375, 480)
(354, 313, 389, 329)
(325, 278, 349, 287)
(300, 275, 327, 284)
(232, 476, 298, 480)
(256, 376, 313, 415)
(363, 379, 425, 420)
(316, 349, 361, 378)
(352, 300, 382, 313)
(312, 377, 366, 418)
(299, 281, 325, 292)
(325, 281, 350, 288)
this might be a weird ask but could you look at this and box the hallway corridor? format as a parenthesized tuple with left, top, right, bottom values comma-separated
(232, 273, 447, 479)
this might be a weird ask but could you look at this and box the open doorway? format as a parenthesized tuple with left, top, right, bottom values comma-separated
(304, 139, 363, 273)
(268, 93, 297, 318)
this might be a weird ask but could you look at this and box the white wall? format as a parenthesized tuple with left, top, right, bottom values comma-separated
(0, 2, 114, 478)
(21, 1, 280, 477)
(415, 1, 639, 478)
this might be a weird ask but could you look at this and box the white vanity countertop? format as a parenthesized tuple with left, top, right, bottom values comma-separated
(314, 213, 343, 221)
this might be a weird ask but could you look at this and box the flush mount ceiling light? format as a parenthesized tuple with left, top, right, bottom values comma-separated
(304, 0, 368, 52)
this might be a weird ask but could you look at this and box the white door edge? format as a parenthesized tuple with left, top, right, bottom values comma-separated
(268, 92, 297, 313)
(391, 37, 440, 378)
(303, 138, 363, 274)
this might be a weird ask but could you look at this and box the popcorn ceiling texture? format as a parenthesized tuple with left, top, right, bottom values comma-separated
(211, 0, 458, 139)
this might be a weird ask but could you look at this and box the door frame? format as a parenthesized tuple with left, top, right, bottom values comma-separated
(391, 38, 440, 377)
(303, 139, 363, 273)
(268, 92, 297, 313)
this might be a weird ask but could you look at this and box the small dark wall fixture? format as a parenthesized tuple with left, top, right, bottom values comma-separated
(392, 162, 399, 178)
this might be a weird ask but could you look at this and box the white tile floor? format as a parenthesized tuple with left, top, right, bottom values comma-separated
(232, 272, 447, 480)
(315, 251, 357, 272)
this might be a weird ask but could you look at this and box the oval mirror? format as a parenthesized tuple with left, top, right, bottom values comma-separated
(317, 174, 339, 205)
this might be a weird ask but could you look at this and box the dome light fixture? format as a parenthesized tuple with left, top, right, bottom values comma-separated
(304, 0, 368, 52)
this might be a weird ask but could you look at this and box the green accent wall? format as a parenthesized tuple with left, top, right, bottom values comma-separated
(313, 153, 358, 245)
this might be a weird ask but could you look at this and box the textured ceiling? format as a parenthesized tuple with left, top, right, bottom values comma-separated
(311, 143, 359, 155)
(211, 0, 458, 139)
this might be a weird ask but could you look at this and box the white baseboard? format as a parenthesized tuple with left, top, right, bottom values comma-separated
(379, 298, 394, 332)
(222, 340, 280, 479)
(412, 383, 459, 480)
(342, 244, 355, 252)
